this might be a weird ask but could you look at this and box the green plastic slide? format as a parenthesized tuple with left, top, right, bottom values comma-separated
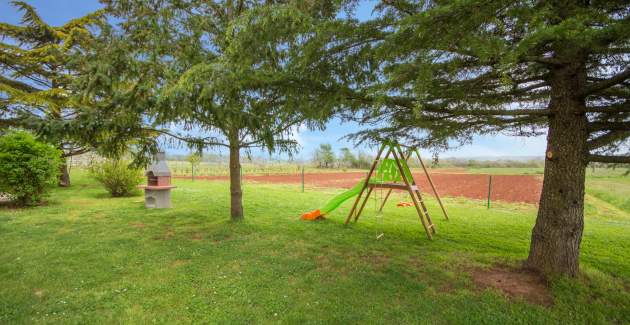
(316, 156, 414, 215)
(301, 149, 415, 220)
(320, 180, 365, 215)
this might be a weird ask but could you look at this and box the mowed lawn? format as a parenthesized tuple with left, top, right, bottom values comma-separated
(1, 171, 629, 324)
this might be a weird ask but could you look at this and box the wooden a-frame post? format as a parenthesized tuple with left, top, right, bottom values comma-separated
(414, 148, 449, 220)
(391, 145, 435, 239)
(345, 142, 447, 240)
(344, 143, 388, 225)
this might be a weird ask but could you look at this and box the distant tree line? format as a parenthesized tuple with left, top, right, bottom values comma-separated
(312, 144, 373, 169)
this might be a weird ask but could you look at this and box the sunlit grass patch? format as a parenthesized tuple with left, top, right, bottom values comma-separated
(0, 171, 628, 323)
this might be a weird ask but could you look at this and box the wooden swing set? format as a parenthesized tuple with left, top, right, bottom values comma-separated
(345, 142, 449, 240)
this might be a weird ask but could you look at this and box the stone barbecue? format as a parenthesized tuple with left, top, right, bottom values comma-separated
(140, 152, 175, 208)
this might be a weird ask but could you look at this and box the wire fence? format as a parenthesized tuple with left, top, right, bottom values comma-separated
(68, 156, 544, 205)
(166, 161, 369, 177)
(168, 161, 544, 206)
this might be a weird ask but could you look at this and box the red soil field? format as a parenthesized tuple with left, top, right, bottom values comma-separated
(178, 171, 543, 204)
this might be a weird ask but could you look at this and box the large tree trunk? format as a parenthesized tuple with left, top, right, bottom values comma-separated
(58, 158, 71, 187)
(228, 138, 244, 221)
(526, 55, 588, 277)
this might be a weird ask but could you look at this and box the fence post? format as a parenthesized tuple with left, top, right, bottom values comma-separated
(487, 175, 492, 209)
(192, 164, 195, 182)
(301, 165, 305, 193)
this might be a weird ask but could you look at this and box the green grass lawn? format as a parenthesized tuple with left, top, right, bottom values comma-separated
(586, 172, 630, 214)
(1, 171, 629, 324)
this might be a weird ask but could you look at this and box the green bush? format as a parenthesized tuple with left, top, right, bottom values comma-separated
(0, 131, 61, 206)
(89, 159, 143, 197)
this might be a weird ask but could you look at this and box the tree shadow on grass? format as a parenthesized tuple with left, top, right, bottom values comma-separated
(88, 191, 143, 199)
(0, 197, 56, 210)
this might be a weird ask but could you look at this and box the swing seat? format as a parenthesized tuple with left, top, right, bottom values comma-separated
(397, 201, 414, 207)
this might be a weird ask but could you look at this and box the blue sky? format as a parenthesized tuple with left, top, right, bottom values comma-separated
(1, 0, 548, 160)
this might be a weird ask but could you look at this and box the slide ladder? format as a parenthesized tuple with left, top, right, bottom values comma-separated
(411, 185, 436, 235)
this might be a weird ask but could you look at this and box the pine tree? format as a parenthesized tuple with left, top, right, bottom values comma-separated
(0, 1, 104, 186)
(339, 147, 356, 168)
(99, 0, 339, 221)
(320, 144, 336, 168)
(284, 0, 629, 276)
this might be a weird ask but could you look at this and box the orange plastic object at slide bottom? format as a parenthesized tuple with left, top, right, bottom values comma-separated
(301, 209, 324, 220)
(397, 201, 414, 207)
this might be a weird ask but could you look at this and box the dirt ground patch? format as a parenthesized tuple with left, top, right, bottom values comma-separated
(153, 229, 176, 240)
(179, 171, 542, 204)
(129, 222, 146, 229)
(356, 252, 391, 270)
(171, 259, 190, 268)
(470, 265, 552, 306)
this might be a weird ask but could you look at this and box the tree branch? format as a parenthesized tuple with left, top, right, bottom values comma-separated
(526, 56, 563, 66)
(239, 119, 302, 147)
(415, 104, 551, 117)
(0, 75, 42, 93)
(586, 101, 630, 114)
(582, 68, 630, 96)
(61, 147, 90, 158)
(587, 130, 630, 150)
(588, 121, 630, 132)
(587, 154, 630, 164)
(516, 81, 549, 93)
(380, 0, 418, 16)
(147, 128, 229, 148)
(0, 117, 25, 128)
(356, 94, 552, 116)
(453, 108, 551, 116)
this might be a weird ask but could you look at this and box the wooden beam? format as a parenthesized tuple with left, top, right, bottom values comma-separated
(414, 149, 449, 221)
(391, 147, 433, 240)
(369, 182, 419, 190)
(354, 187, 374, 222)
(345, 144, 387, 224)
(396, 145, 436, 235)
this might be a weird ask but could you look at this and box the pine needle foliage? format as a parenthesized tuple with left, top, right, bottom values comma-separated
(246, 0, 630, 276)
(0, 1, 105, 185)
(95, 0, 346, 220)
